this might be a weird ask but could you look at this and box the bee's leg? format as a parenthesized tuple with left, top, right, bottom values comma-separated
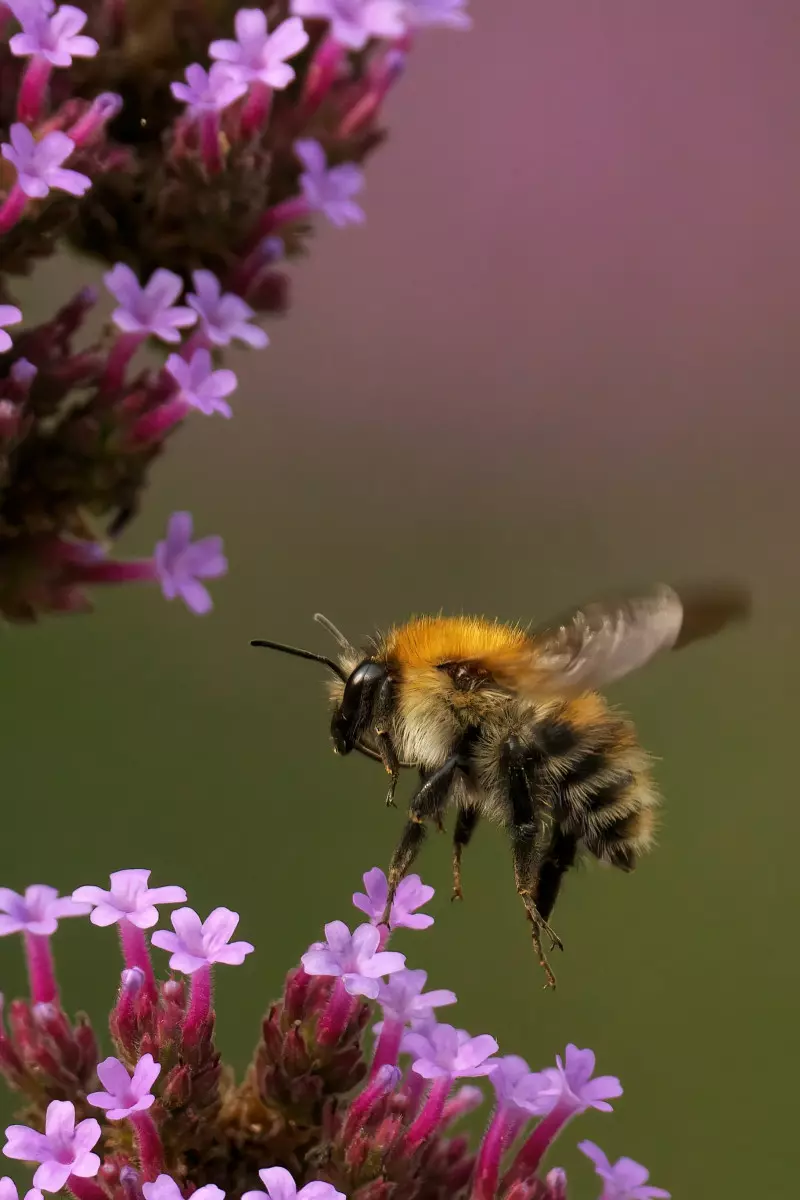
(503, 737, 562, 989)
(536, 831, 578, 923)
(373, 677, 400, 806)
(382, 818, 428, 924)
(452, 806, 480, 901)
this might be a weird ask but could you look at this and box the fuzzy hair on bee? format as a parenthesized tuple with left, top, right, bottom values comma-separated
(252, 582, 749, 988)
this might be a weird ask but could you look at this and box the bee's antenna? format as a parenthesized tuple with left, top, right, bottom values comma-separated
(250, 639, 347, 682)
(313, 612, 357, 656)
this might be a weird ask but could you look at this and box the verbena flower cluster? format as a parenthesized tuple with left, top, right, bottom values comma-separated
(0, 866, 669, 1200)
(0, 0, 470, 621)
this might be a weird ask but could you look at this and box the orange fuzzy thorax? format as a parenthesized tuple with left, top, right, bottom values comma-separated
(381, 615, 527, 668)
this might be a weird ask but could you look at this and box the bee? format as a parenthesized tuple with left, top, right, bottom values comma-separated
(252, 583, 748, 987)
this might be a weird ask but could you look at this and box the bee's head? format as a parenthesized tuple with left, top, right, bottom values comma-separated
(330, 659, 389, 756)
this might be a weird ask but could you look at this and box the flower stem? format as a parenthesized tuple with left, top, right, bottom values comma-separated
(502, 1102, 573, 1189)
(23, 933, 57, 1005)
(404, 1076, 452, 1151)
(343, 1063, 399, 1143)
(17, 56, 53, 123)
(101, 332, 146, 394)
(183, 963, 212, 1040)
(129, 398, 190, 445)
(118, 919, 157, 998)
(67, 1177, 108, 1200)
(200, 112, 222, 173)
(302, 33, 344, 117)
(68, 92, 123, 147)
(129, 1110, 164, 1180)
(471, 1107, 523, 1200)
(240, 81, 272, 137)
(370, 1014, 404, 1077)
(316, 978, 354, 1047)
(0, 184, 27, 234)
(258, 196, 311, 237)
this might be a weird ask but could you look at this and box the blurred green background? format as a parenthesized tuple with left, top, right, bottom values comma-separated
(2, 2, 799, 1198)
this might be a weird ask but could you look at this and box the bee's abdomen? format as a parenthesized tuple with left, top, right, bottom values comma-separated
(535, 698, 659, 870)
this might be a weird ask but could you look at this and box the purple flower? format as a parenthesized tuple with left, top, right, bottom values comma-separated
(209, 12, 309, 89)
(537, 1044, 623, 1116)
(301, 921, 405, 999)
(5, 0, 56, 18)
(1, 126, 91, 198)
(143, 1178, 224, 1200)
(165, 349, 238, 418)
(295, 139, 365, 227)
(0, 885, 90, 936)
(3, 1100, 101, 1192)
(405, 1023, 499, 1079)
(153, 511, 228, 616)
(0, 1178, 44, 1200)
(104, 264, 197, 343)
(401, 0, 471, 29)
(151, 906, 254, 973)
(579, 1143, 670, 1200)
(72, 869, 187, 929)
(353, 867, 434, 930)
(170, 62, 247, 114)
(242, 1167, 345, 1200)
(10, 4, 99, 65)
(290, 0, 404, 51)
(489, 1054, 551, 1114)
(377, 969, 456, 1024)
(186, 270, 269, 348)
(87, 1054, 160, 1120)
(0, 306, 22, 355)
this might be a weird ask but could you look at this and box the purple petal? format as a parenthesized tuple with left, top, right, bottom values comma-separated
(143, 885, 186, 906)
(341, 973, 380, 999)
(88, 902, 126, 927)
(298, 1186, 344, 1200)
(456, 1033, 498, 1070)
(350, 922, 380, 959)
(165, 511, 193, 555)
(201, 906, 239, 949)
(177, 579, 214, 614)
(582, 1074, 624, 1108)
(301, 948, 341, 976)
(578, 1141, 612, 1172)
(44, 1099, 76, 1141)
(96, 1056, 132, 1098)
(3, 1127, 50, 1162)
(71, 1117, 101, 1155)
(360, 950, 406, 978)
(69, 1150, 101, 1179)
(86, 1091, 117, 1110)
(104, 263, 140, 306)
(212, 939, 254, 966)
(324, 920, 353, 953)
(131, 1053, 161, 1096)
(0, 916, 24, 936)
(411, 1058, 450, 1080)
(48, 897, 92, 919)
(150, 930, 181, 955)
(294, 138, 326, 177)
(257, 1168, 296, 1200)
(32, 1163, 72, 1192)
(126, 905, 159, 930)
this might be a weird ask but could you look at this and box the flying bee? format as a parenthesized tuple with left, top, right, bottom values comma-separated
(252, 582, 748, 987)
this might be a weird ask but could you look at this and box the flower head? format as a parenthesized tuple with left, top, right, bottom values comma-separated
(538, 1044, 623, 1116)
(579, 1142, 670, 1200)
(170, 62, 247, 115)
(489, 1054, 551, 1114)
(0, 885, 90, 936)
(0, 307, 22, 355)
(290, 0, 404, 51)
(295, 139, 365, 228)
(0, 1178, 44, 1200)
(9, 4, 99, 65)
(143, 1178, 224, 1200)
(104, 264, 197, 343)
(243, 1167, 345, 1200)
(353, 867, 434, 930)
(3, 1100, 101, 1192)
(405, 1023, 498, 1079)
(165, 349, 238, 419)
(186, 271, 269, 348)
(301, 921, 405, 998)
(401, 0, 471, 29)
(153, 512, 228, 615)
(72, 869, 186, 929)
(210, 12, 309, 89)
(377, 969, 456, 1024)
(87, 1054, 160, 1120)
(151, 906, 254, 974)
(1, 126, 90, 199)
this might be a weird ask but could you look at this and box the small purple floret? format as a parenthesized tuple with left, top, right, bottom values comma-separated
(9, 4, 99, 65)
(489, 1054, 552, 1114)
(1, 125, 91, 198)
(151, 906, 254, 973)
(290, 0, 404, 51)
(405, 1023, 499, 1080)
(165, 349, 238, 418)
(72, 869, 187, 929)
(210, 11, 309, 89)
(537, 1044, 623, 1116)
(88, 1054, 161, 1120)
(152, 512, 228, 616)
(0, 306, 22, 355)
(242, 1166, 345, 1200)
(186, 271, 269, 348)
(401, 0, 471, 29)
(579, 1142, 670, 1200)
(104, 264, 198, 343)
(295, 139, 365, 228)
(143, 1178, 225, 1200)
(0, 885, 90, 936)
(377, 968, 456, 1024)
(353, 867, 434, 930)
(3, 1100, 102, 1192)
(301, 921, 405, 999)
(171, 62, 247, 114)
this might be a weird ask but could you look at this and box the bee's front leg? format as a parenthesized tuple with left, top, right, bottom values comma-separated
(375, 731, 400, 806)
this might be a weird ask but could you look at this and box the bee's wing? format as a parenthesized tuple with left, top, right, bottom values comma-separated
(487, 582, 749, 697)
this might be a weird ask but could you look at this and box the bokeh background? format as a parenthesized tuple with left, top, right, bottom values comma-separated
(2, 2, 799, 1197)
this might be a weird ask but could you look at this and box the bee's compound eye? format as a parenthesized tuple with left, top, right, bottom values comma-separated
(332, 660, 388, 753)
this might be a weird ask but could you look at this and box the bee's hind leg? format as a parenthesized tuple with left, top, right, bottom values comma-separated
(452, 806, 479, 902)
